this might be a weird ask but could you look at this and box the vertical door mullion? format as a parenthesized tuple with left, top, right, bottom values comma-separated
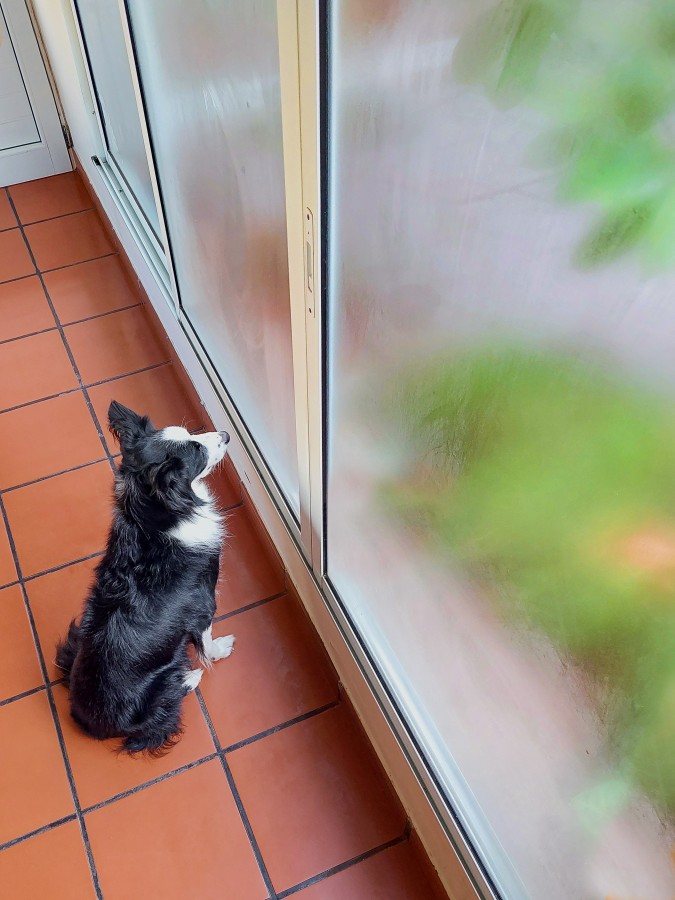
(296, 0, 325, 577)
(277, 0, 323, 566)
(66, 0, 107, 160)
(115, 0, 180, 317)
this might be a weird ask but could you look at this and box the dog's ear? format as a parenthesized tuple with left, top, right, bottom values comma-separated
(108, 401, 151, 449)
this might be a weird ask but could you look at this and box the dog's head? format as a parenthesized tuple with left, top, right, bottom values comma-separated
(108, 401, 229, 521)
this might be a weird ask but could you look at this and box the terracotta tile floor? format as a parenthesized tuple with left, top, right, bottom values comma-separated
(0, 173, 446, 899)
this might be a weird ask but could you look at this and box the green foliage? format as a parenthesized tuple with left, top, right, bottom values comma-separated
(384, 347, 675, 812)
(452, 0, 675, 267)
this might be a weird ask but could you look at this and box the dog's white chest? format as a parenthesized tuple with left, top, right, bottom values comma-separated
(168, 484, 223, 549)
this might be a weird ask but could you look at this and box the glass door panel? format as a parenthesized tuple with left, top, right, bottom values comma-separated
(74, 0, 160, 236)
(127, 0, 299, 513)
(325, 1, 675, 897)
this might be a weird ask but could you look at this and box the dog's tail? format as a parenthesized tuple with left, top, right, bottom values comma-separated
(55, 620, 80, 684)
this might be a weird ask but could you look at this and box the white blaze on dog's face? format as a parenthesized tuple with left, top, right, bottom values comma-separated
(161, 426, 230, 482)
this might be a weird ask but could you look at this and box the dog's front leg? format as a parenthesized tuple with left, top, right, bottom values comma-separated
(183, 668, 203, 692)
(201, 624, 235, 663)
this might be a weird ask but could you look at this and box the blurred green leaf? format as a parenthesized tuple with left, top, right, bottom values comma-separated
(562, 134, 671, 206)
(576, 203, 657, 267)
(382, 347, 675, 812)
(452, 0, 675, 267)
(452, 0, 570, 105)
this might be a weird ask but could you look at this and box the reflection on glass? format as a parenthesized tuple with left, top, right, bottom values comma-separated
(327, 1, 675, 896)
(127, 0, 299, 511)
(75, 0, 159, 234)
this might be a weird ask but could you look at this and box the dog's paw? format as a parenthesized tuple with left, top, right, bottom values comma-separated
(183, 668, 203, 692)
(210, 634, 235, 661)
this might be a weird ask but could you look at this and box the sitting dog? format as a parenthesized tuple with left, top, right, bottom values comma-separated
(56, 401, 234, 753)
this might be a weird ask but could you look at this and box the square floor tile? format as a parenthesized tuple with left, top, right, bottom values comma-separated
(25, 210, 113, 271)
(44, 255, 140, 325)
(228, 705, 406, 891)
(4, 462, 112, 577)
(88, 364, 206, 453)
(0, 691, 74, 844)
(0, 190, 17, 231)
(66, 307, 169, 385)
(0, 393, 104, 489)
(0, 821, 95, 899)
(0, 330, 78, 412)
(296, 839, 448, 900)
(0, 276, 55, 343)
(9, 172, 92, 224)
(0, 515, 17, 587)
(202, 595, 337, 748)
(0, 229, 35, 283)
(217, 503, 285, 615)
(86, 759, 266, 900)
(54, 688, 216, 809)
(0, 584, 42, 701)
(28, 557, 99, 682)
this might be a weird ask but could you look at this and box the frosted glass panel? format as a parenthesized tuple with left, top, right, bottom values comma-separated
(75, 0, 158, 234)
(128, 0, 298, 511)
(326, 1, 675, 897)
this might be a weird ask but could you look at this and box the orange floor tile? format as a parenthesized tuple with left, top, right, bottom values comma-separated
(0, 276, 54, 343)
(0, 174, 446, 899)
(44, 255, 140, 325)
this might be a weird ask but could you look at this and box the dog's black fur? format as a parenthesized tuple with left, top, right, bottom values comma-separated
(56, 401, 228, 754)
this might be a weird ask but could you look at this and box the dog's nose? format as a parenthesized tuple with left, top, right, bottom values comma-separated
(219, 431, 230, 445)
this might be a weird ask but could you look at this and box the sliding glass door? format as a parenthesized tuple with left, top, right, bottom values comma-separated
(324, 1, 675, 897)
(69, 1, 675, 896)
(126, 0, 299, 515)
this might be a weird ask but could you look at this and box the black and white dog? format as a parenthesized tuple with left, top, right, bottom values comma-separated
(56, 401, 234, 754)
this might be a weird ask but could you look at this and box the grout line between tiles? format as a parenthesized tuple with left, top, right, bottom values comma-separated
(0, 387, 81, 418)
(84, 360, 170, 390)
(40, 252, 119, 275)
(221, 700, 340, 755)
(5, 191, 117, 481)
(0, 252, 119, 290)
(0, 673, 67, 712)
(0, 492, 103, 898)
(213, 589, 286, 623)
(0, 814, 79, 854)
(196, 687, 279, 900)
(0, 682, 47, 709)
(63, 302, 142, 329)
(80, 752, 219, 815)
(0, 302, 144, 351)
(0, 361, 172, 418)
(277, 831, 410, 899)
(0, 457, 108, 495)
(0, 326, 58, 348)
(11, 205, 95, 229)
(22, 551, 104, 584)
